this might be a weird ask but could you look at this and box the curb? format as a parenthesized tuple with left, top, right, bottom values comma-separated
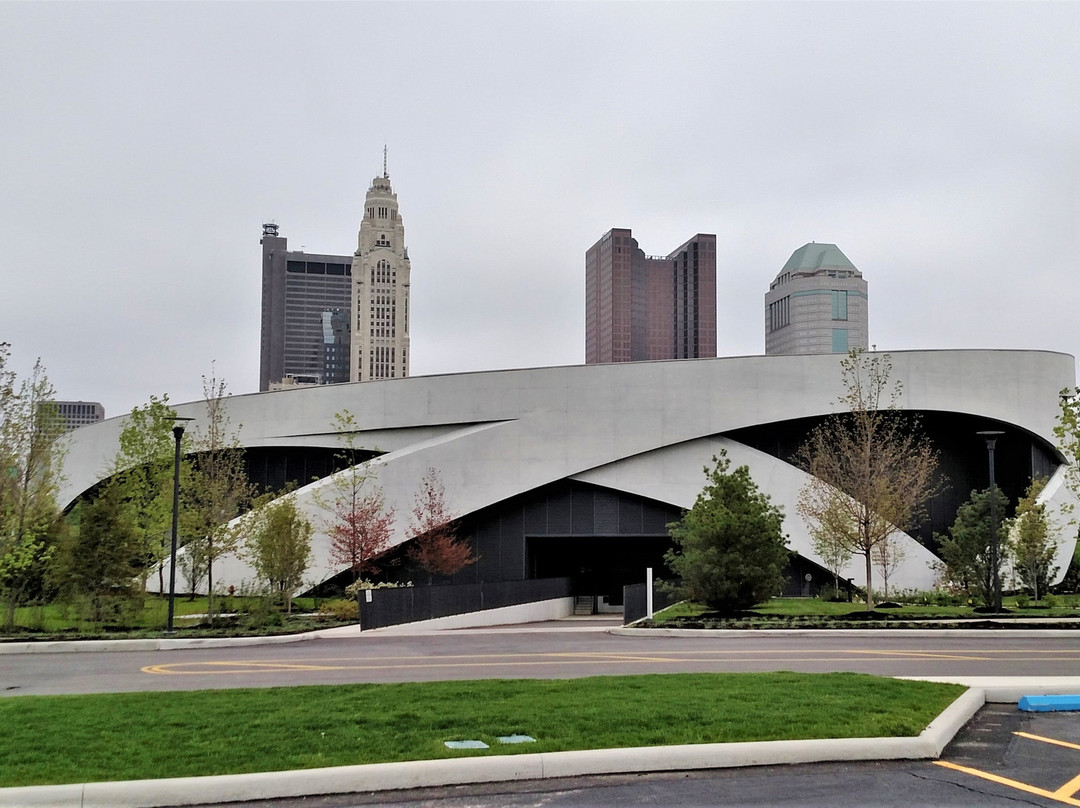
(609, 626, 1080, 639)
(7, 624, 1080, 654)
(0, 684, 1019, 808)
(0, 632, 320, 655)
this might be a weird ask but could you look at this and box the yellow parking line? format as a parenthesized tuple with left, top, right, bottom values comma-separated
(1015, 731, 1080, 753)
(935, 761, 1080, 806)
(1056, 772, 1080, 799)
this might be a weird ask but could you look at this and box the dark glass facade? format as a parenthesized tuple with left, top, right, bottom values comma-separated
(259, 224, 353, 390)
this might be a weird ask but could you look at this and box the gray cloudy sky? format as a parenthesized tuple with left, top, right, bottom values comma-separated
(2, 2, 1078, 417)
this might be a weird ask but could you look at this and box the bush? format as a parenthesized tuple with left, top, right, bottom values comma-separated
(343, 579, 413, 598)
(664, 452, 788, 615)
(893, 589, 964, 607)
(318, 599, 359, 621)
(1014, 594, 1030, 609)
(817, 584, 847, 603)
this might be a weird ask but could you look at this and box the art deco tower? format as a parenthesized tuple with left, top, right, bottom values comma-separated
(351, 154, 411, 381)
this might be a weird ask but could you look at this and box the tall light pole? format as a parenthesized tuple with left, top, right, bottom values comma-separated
(977, 430, 1005, 613)
(167, 417, 194, 633)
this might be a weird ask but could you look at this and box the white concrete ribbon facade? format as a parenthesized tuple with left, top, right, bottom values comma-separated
(60, 350, 1078, 594)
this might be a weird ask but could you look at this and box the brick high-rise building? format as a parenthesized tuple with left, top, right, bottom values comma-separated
(585, 229, 716, 364)
(764, 242, 868, 355)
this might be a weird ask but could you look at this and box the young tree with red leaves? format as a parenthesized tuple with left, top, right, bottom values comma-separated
(408, 467, 475, 582)
(328, 485, 394, 582)
(317, 411, 395, 583)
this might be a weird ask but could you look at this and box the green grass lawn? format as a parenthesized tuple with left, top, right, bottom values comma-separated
(0, 673, 964, 787)
(652, 596, 1080, 626)
(2, 596, 334, 640)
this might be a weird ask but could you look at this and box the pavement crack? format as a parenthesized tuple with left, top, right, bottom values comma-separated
(908, 768, 1049, 806)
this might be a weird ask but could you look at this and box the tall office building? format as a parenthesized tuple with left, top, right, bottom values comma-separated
(764, 242, 868, 355)
(350, 161, 411, 381)
(585, 229, 716, 364)
(54, 401, 105, 431)
(259, 224, 353, 391)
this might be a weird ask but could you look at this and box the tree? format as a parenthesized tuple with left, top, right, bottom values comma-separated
(810, 525, 852, 591)
(318, 410, 395, 582)
(664, 451, 788, 614)
(0, 346, 66, 629)
(53, 483, 141, 626)
(242, 493, 312, 612)
(408, 467, 475, 582)
(872, 533, 907, 602)
(796, 350, 938, 610)
(1054, 391, 1080, 592)
(109, 395, 179, 596)
(1056, 388, 1080, 514)
(183, 369, 253, 622)
(1011, 478, 1058, 601)
(936, 486, 1009, 609)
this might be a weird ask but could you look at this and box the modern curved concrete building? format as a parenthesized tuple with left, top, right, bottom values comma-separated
(60, 350, 1078, 599)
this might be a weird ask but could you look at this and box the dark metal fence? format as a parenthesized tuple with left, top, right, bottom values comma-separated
(623, 580, 679, 624)
(357, 577, 573, 631)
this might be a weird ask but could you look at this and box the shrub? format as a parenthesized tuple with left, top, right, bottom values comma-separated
(318, 599, 359, 621)
(1014, 594, 1030, 609)
(343, 579, 413, 598)
(665, 452, 788, 615)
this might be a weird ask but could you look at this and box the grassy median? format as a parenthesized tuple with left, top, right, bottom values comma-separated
(0, 672, 965, 787)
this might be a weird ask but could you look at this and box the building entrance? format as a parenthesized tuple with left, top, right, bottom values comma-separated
(525, 535, 673, 610)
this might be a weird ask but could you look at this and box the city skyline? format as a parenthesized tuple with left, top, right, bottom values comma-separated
(2, 3, 1079, 417)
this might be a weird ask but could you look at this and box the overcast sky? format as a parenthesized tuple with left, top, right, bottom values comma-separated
(2, 2, 1078, 418)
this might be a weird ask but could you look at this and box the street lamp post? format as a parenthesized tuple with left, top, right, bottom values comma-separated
(977, 430, 1005, 613)
(167, 417, 194, 633)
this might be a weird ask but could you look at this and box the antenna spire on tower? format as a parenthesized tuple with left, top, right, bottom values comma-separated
(383, 145, 388, 179)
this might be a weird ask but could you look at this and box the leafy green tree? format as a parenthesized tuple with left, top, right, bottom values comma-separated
(1011, 478, 1058, 601)
(53, 483, 141, 626)
(1054, 391, 1080, 592)
(664, 451, 788, 614)
(183, 369, 253, 622)
(1056, 388, 1080, 514)
(796, 350, 938, 610)
(242, 493, 312, 613)
(0, 345, 66, 629)
(109, 394, 180, 596)
(936, 486, 1009, 608)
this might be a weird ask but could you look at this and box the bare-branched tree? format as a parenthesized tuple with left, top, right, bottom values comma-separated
(796, 350, 938, 610)
(318, 410, 395, 582)
(408, 467, 475, 583)
(183, 368, 253, 623)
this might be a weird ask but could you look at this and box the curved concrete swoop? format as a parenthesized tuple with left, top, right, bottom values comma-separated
(58, 350, 1078, 592)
